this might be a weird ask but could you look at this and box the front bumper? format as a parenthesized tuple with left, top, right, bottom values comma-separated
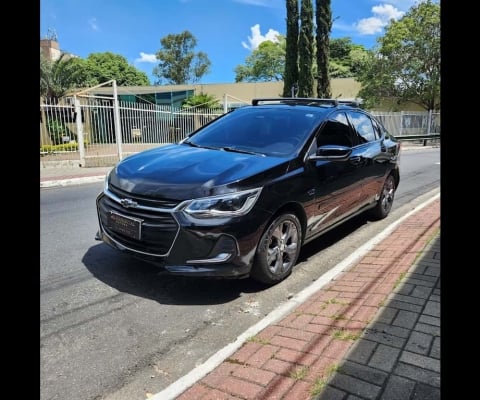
(95, 192, 267, 278)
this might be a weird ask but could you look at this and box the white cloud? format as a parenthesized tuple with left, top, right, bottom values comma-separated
(241, 24, 280, 51)
(372, 4, 405, 20)
(355, 17, 385, 35)
(355, 4, 405, 35)
(135, 52, 157, 63)
(88, 17, 99, 31)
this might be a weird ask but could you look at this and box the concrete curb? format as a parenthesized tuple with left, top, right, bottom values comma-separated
(40, 176, 106, 188)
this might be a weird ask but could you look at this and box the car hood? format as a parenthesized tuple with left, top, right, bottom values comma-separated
(108, 144, 291, 200)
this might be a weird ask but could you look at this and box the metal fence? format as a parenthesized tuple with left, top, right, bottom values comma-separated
(40, 98, 440, 167)
(373, 110, 440, 136)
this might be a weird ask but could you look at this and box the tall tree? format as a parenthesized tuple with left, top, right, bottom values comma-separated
(153, 30, 211, 85)
(283, 0, 299, 97)
(357, 0, 440, 110)
(234, 38, 285, 82)
(78, 52, 150, 86)
(315, 0, 332, 97)
(298, 0, 315, 97)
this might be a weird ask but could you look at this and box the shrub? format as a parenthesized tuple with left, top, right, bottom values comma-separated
(40, 142, 79, 154)
(46, 119, 77, 144)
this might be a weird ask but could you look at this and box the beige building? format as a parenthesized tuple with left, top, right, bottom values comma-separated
(83, 78, 362, 108)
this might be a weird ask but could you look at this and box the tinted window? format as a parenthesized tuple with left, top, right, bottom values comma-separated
(188, 107, 325, 156)
(316, 112, 357, 148)
(371, 118, 383, 139)
(348, 111, 377, 143)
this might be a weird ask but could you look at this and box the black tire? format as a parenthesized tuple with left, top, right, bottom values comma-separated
(370, 174, 396, 220)
(250, 213, 302, 285)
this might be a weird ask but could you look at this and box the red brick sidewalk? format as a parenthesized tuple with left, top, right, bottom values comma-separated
(172, 199, 440, 400)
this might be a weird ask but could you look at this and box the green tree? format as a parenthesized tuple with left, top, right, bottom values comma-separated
(234, 39, 285, 82)
(78, 52, 150, 86)
(153, 30, 211, 85)
(40, 52, 83, 102)
(358, 0, 440, 110)
(298, 0, 314, 97)
(40, 50, 150, 103)
(329, 37, 370, 78)
(315, 0, 332, 97)
(283, 0, 299, 96)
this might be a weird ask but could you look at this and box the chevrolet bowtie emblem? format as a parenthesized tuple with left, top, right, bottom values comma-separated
(120, 198, 138, 208)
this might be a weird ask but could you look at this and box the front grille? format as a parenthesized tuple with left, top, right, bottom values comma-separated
(108, 183, 181, 209)
(98, 194, 179, 256)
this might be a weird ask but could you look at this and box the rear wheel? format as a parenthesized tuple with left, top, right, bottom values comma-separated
(370, 174, 396, 220)
(251, 213, 302, 285)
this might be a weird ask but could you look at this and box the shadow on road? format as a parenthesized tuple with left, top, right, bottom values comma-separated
(82, 213, 371, 306)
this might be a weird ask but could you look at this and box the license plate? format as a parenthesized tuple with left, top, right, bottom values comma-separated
(107, 211, 142, 240)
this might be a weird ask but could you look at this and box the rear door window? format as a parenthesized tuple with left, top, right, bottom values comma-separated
(347, 111, 377, 143)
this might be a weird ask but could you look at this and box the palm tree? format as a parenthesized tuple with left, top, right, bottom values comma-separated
(40, 51, 81, 103)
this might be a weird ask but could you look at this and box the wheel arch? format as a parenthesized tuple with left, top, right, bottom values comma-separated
(265, 201, 307, 244)
(391, 165, 400, 189)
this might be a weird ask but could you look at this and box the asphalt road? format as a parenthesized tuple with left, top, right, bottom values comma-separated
(40, 147, 440, 400)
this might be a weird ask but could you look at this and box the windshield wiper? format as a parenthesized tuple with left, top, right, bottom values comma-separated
(221, 147, 265, 156)
(183, 141, 218, 150)
(183, 140, 200, 147)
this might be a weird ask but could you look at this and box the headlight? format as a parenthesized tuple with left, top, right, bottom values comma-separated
(104, 168, 115, 193)
(104, 173, 110, 193)
(183, 188, 262, 218)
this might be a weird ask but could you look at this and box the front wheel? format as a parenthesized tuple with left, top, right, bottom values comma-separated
(370, 174, 396, 220)
(251, 213, 302, 285)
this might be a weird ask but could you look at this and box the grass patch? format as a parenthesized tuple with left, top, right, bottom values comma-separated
(326, 363, 341, 375)
(225, 358, 245, 365)
(310, 363, 341, 396)
(246, 336, 270, 345)
(311, 377, 328, 395)
(324, 298, 350, 306)
(289, 365, 308, 380)
(330, 314, 346, 321)
(332, 329, 361, 341)
(393, 272, 407, 290)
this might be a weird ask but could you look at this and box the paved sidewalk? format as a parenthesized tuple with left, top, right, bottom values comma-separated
(154, 198, 440, 400)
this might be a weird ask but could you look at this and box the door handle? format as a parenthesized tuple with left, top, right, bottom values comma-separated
(349, 156, 362, 165)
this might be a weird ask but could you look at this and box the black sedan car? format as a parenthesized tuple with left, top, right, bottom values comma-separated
(95, 98, 400, 284)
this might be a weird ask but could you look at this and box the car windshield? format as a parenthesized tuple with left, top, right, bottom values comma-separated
(184, 107, 325, 157)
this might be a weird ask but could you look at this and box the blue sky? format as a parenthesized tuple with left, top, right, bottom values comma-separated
(40, 0, 436, 85)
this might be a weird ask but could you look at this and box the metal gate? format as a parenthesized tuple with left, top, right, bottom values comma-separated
(40, 80, 223, 167)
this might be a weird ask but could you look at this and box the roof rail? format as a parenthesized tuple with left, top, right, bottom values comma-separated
(252, 98, 339, 107)
(337, 99, 360, 107)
